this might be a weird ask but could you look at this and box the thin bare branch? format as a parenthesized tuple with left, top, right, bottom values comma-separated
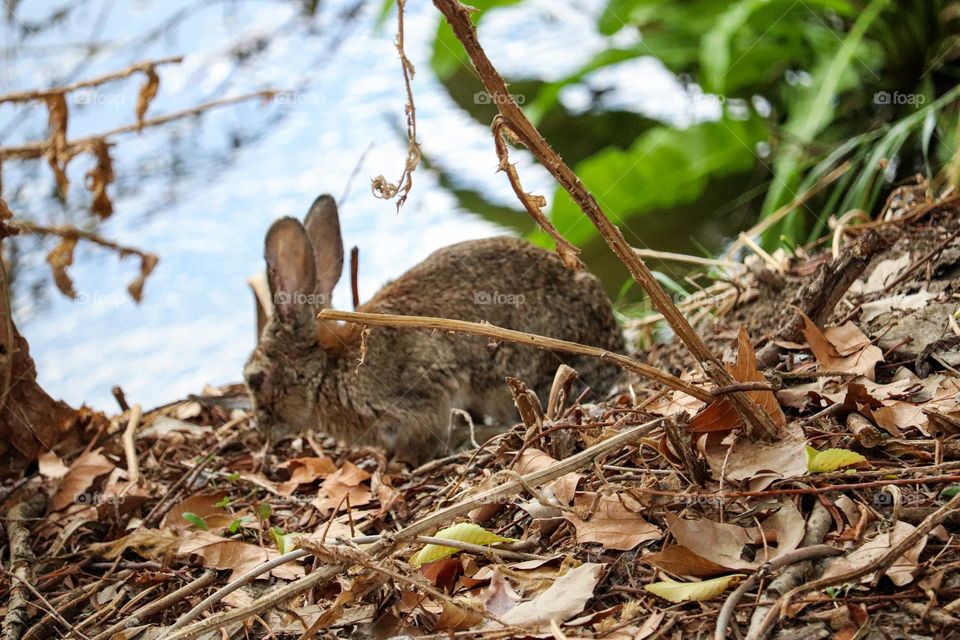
(0, 90, 277, 162)
(492, 117, 582, 269)
(319, 309, 713, 402)
(0, 57, 183, 104)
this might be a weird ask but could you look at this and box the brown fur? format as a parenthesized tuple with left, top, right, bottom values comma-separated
(244, 195, 624, 464)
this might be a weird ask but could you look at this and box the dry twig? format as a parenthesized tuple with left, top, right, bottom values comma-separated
(319, 309, 713, 402)
(0, 57, 183, 104)
(0, 91, 276, 162)
(2, 492, 48, 640)
(122, 404, 143, 485)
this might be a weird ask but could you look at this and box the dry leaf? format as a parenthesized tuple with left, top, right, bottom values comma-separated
(701, 422, 808, 488)
(136, 66, 159, 126)
(44, 93, 70, 194)
(801, 315, 883, 380)
(47, 236, 78, 299)
(646, 388, 706, 418)
(643, 545, 730, 578)
(821, 521, 926, 586)
(664, 502, 804, 571)
(85, 139, 115, 218)
(277, 456, 337, 495)
(691, 327, 786, 434)
(436, 599, 484, 631)
(419, 556, 462, 590)
(139, 416, 210, 439)
(497, 562, 605, 627)
(162, 490, 234, 531)
(311, 461, 372, 515)
(872, 374, 960, 436)
(825, 323, 874, 356)
(89, 528, 180, 562)
(664, 512, 755, 571)
(308, 513, 359, 543)
(38, 450, 69, 479)
(128, 253, 159, 302)
(861, 291, 935, 322)
(514, 448, 581, 505)
(178, 531, 303, 580)
(481, 568, 523, 617)
(51, 449, 115, 510)
(645, 574, 739, 603)
(729, 326, 787, 429)
(849, 253, 910, 295)
(565, 492, 660, 551)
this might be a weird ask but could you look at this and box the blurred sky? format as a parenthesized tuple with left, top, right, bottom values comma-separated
(0, 0, 713, 411)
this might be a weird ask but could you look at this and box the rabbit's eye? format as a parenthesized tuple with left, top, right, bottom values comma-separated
(247, 370, 266, 392)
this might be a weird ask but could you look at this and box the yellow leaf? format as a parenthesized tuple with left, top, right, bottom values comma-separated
(644, 575, 740, 603)
(409, 523, 516, 568)
(808, 448, 867, 473)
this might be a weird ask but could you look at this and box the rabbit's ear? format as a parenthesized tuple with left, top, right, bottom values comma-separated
(264, 217, 317, 324)
(247, 271, 272, 340)
(303, 194, 343, 306)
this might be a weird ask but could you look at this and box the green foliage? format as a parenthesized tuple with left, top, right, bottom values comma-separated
(271, 526, 288, 553)
(181, 512, 209, 531)
(428, 0, 960, 255)
(532, 116, 768, 247)
(257, 502, 272, 521)
(761, 0, 891, 241)
(228, 517, 250, 534)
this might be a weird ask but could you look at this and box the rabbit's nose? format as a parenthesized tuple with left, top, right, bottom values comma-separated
(247, 370, 266, 392)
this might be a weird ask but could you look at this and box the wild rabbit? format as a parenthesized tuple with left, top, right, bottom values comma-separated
(244, 194, 624, 464)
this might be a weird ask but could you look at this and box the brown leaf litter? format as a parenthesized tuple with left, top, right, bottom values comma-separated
(4, 183, 960, 639)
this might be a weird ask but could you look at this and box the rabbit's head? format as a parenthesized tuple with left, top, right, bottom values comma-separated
(244, 195, 345, 441)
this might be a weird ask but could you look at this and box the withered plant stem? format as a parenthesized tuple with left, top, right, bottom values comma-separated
(0, 91, 276, 162)
(319, 309, 713, 403)
(0, 57, 184, 104)
(431, 0, 778, 439)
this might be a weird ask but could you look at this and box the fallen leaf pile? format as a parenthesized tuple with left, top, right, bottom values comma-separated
(6, 186, 960, 639)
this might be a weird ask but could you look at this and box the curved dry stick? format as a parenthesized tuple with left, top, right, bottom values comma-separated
(160, 552, 309, 637)
(89, 571, 216, 640)
(751, 490, 960, 639)
(714, 545, 841, 640)
(371, 0, 419, 208)
(318, 309, 713, 403)
(432, 0, 779, 440)
(492, 118, 582, 269)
